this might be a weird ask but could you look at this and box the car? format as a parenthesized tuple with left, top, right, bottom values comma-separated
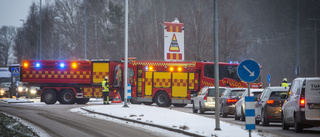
(25, 86, 40, 98)
(281, 77, 320, 132)
(192, 86, 226, 114)
(234, 88, 263, 121)
(219, 88, 246, 117)
(0, 82, 11, 98)
(255, 86, 289, 126)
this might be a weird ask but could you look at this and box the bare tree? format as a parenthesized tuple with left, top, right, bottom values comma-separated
(0, 26, 16, 66)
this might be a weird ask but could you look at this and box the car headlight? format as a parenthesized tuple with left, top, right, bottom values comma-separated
(30, 89, 37, 94)
(0, 89, 4, 94)
(18, 87, 24, 92)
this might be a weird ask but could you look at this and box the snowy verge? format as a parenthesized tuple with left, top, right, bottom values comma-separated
(71, 104, 262, 137)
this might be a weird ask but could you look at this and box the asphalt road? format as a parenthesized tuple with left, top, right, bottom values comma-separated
(0, 100, 181, 137)
(170, 104, 320, 137)
(1, 99, 319, 137)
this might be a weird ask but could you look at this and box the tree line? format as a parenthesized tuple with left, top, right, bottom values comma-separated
(0, 0, 245, 66)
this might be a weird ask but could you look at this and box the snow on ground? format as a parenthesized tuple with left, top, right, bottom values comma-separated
(1, 98, 263, 137)
(72, 102, 262, 137)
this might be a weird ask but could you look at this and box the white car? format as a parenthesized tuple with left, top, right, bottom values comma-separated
(193, 86, 226, 114)
(281, 77, 320, 132)
(234, 88, 263, 121)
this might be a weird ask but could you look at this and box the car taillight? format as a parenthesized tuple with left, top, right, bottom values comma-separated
(227, 99, 237, 103)
(266, 100, 274, 104)
(204, 93, 208, 100)
(300, 98, 305, 108)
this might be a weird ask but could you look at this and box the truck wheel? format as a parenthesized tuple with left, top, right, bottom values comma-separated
(76, 98, 90, 104)
(43, 90, 57, 104)
(60, 90, 75, 104)
(155, 91, 171, 107)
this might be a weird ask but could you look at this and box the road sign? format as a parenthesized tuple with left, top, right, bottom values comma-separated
(237, 59, 260, 83)
(267, 74, 271, 83)
(11, 67, 20, 76)
(245, 96, 256, 130)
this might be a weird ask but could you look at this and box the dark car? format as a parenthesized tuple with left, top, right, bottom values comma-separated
(219, 88, 246, 117)
(255, 86, 289, 126)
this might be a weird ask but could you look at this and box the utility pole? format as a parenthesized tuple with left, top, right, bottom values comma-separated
(123, 0, 129, 108)
(84, 0, 87, 59)
(214, 0, 221, 131)
(40, 0, 42, 60)
(309, 18, 320, 77)
(20, 19, 25, 63)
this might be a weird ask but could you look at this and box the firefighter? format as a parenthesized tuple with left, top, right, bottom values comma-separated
(102, 76, 110, 104)
(280, 78, 289, 87)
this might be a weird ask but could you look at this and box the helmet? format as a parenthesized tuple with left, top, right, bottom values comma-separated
(105, 76, 109, 80)
(283, 78, 287, 82)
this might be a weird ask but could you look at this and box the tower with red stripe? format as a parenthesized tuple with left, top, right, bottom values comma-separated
(164, 18, 184, 61)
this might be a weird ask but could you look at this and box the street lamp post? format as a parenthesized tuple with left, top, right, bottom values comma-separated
(55, 17, 62, 60)
(309, 18, 320, 77)
(20, 19, 25, 63)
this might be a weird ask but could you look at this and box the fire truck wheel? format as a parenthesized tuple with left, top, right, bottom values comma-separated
(60, 90, 75, 104)
(43, 90, 57, 104)
(155, 91, 171, 107)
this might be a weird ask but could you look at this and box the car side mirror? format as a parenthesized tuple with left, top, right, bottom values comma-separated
(280, 94, 287, 99)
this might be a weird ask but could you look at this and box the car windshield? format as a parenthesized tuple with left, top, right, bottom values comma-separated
(208, 88, 226, 97)
(269, 91, 288, 100)
(230, 90, 244, 96)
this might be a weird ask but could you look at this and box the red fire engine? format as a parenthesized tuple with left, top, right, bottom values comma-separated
(21, 59, 123, 104)
(127, 60, 262, 107)
(20, 59, 262, 106)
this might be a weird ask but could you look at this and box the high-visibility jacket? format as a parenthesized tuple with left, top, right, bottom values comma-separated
(281, 82, 288, 87)
(102, 80, 109, 92)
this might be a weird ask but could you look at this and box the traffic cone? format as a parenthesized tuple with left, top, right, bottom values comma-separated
(112, 92, 122, 103)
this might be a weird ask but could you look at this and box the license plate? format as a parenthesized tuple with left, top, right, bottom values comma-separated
(309, 104, 320, 109)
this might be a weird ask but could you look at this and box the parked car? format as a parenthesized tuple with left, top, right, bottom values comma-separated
(255, 86, 289, 126)
(219, 88, 246, 117)
(0, 82, 11, 98)
(234, 88, 264, 121)
(281, 77, 320, 132)
(193, 86, 226, 114)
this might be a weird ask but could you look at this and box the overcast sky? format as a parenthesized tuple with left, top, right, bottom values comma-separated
(0, 0, 37, 28)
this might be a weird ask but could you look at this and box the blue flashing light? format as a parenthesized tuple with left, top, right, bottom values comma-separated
(60, 63, 65, 68)
(35, 63, 40, 67)
(229, 61, 232, 64)
(145, 66, 148, 70)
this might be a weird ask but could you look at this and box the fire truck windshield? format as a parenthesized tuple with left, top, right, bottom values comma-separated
(203, 64, 261, 83)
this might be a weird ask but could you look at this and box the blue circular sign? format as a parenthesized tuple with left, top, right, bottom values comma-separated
(267, 74, 271, 83)
(237, 59, 260, 83)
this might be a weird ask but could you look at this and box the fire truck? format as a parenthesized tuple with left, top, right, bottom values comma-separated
(20, 59, 262, 106)
(127, 60, 262, 107)
(21, 59, 123, 104)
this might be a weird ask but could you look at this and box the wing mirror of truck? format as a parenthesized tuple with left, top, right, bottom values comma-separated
(280, 93, 287, 99)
